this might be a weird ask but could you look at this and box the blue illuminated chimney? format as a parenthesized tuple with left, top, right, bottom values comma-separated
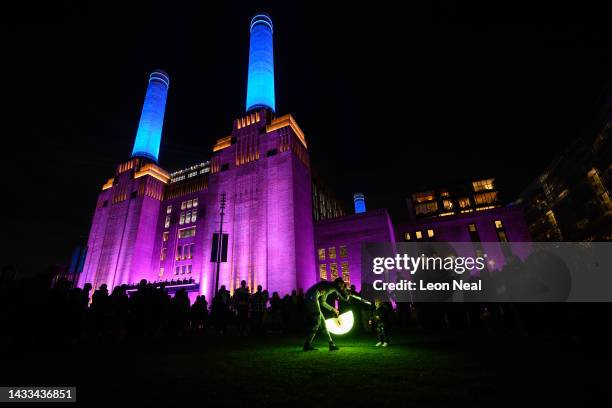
(246, 13, 275, 113)
(131, 70, 170, 162)
(353, 193, 366, 214)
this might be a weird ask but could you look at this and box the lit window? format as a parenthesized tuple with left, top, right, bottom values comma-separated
(472, 179, 495, 192)
(166, 205, 172, 214)
(404, 232, 411, 241)
(494, 220, 503, 229)
(176, 245, 183, 261)
(339, 245, 348, 258)
(159, 267, 164, 278)
(319, 264, 327, 280)
(193, 198, 198, 207)
(318, 248, 326, 261)
(427, 229, 434, 238)
(468, 223, 477, 232)
(178, 227, 196, 239)
(330, 263, 338, 279)
(341, 262, 349, 284)
(191, 210, 197, 223)
(440, 190, 450, 197)
(180, 212, 185, 225)
(458, 197, 470, 209)
(443, 199, 453, 210)
(329, 247, 336, 259)
(412, 191, 435, 203)
(181, 201, 186, 210)
(187, 200, 193, 209)
(497, 231, 508, 242)
(416, 202, 438, 215)
(160, 248, 167, 261)
(162, 232, 169, 242)
(474, 191, 498, 205)
(415, 231, 423, 239)
(186, 210, 191, 223)
(165, 215, 171, 229)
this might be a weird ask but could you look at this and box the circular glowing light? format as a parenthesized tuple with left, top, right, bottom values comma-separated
(325, 310, 354, 335)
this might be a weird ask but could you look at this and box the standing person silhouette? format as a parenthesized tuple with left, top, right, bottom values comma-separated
(303, 278, 350, 351)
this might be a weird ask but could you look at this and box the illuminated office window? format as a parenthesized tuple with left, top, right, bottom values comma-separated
(416, 202, 438, 215)
(193, 198, 198, 207)
(440, 190, 450, 197)
(427, 229, 434, 238)
(341, 262, 350, 284)
(468, 223, 477, 232)
(186, 210, 191, 223)
(404, 232, 411, 241)
(495, 220, 503, 229)
(330, 263, 338, 279)
(164, 215, 171, 229)
(318, 248, 326, 261)
(166, 205, 172, 214)
(472, 179, 495, 192)
(458, 197, 470, 209)
(160, 248, 167, 261)
(319, 264, 327, 280)
(180, 212, 185, 225)
(191, 210, 198, 223)
(187, 199, 193, 209)
(163, 232, 169, 242)
(443, 199, 453, 210)
(415, 231, 423, 240)
(474, 191, 498, 205)
(181, 201, 186, 210)
(339, 245, 348, 258)
(178, 227, 196, 239)
(413, 191, 435, 203)
(329, 247, 336, 259)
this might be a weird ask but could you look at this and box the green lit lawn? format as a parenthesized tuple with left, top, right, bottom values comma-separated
(1, 332, 607, 406)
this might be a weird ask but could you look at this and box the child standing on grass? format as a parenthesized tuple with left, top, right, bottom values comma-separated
(369, 298, 390, 347)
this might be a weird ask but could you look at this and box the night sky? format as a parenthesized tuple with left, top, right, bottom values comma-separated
(3, 1, 612, 275)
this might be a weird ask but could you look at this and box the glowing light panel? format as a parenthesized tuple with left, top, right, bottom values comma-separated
(354, 193, 366, 214)
(246, 14, 275, 112)
(131, 70, 170, 162)
(325, 310, 354, 335)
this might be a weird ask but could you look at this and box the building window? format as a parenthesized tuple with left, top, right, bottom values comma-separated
(415, 231, 423, 240)
(427, 229, 434, 238)
(413, 191, 436, 203)
(160, 248, 167, 261)
(181, 265, 187, 274)
(341, 262, 349, 284)
(165, 215, 171, 229)
(187, 264, 192, 274)
(191, 209, 198, 222)
(186, 210, 191, 223)
(415, 202, 438, 215)
(192, 198, 198, 207)
(176, 245, 183, 260)
(328, 247, 336, 259)
(468, 223, 481, 242)
(404, 232, 411, 241)
(319, 264, 327, 280)
(175, 266, 180, 275)
(162, 232, 169, 242)
(458, 197, 470, 209)
(497, 230, 508, 242)
(442, 199, 453, 210)
(494, 220, 503, 229)
(339, 245, 348, 258)
(181, 201, 186, 210)
(178, 227, 196, 239)
(474, 191, 498, 205)
(166, 205, 172, 214)
(159, 267, 164, 278)
(330, 263, 338, 279)
(318, 248, 326, 261)
(472, 179, 495, 192)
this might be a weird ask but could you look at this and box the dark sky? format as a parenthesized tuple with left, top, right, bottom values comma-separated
(3, 1, 612, 274)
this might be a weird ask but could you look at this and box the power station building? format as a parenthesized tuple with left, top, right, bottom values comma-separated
(78, 14, 394, 300)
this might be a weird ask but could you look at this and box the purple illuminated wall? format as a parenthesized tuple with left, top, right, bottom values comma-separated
(314, 209, 397, 291)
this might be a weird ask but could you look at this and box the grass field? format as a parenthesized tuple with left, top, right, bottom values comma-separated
(1, 331, 609, 407)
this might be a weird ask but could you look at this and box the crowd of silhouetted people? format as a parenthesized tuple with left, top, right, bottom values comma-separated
(0, 263, 606, 348)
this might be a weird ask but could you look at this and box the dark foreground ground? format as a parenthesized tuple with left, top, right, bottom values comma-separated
(1, 330, 610, 407)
